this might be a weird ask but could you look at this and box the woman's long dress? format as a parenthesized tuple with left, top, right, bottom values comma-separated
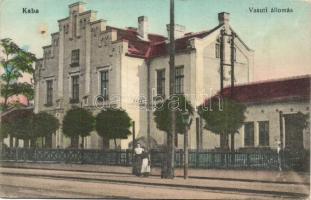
(141, 152, 150, 176)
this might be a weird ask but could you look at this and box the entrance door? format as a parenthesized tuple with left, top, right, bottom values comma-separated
(284, 113, 304, 150)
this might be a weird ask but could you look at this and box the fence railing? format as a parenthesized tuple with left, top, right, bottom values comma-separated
(0, 148, 309, 171)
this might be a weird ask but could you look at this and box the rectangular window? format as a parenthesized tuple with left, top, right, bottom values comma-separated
(175, 66, 184, 94)
(156, 69, 165, 97)
(71, 75, 79, 102)
(46, 80, 53, 106)
(215, 43, 220, 58)
(244, 122, 254, 147)
(100, 70, 109, 100)
(71, 49, 80, 67)
(259, 121, 269, 146)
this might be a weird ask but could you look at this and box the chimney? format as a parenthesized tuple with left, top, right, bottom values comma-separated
(218, 12, 230, 25)
(166, 24, 186, 39)
(69, 1, 86, 15)
(138, 16, 148, 40)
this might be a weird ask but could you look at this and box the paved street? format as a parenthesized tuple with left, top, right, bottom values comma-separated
(0, 166, 309, 199)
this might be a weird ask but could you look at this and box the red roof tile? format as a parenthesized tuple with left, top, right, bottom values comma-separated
(219, 75, 311, 104)
(107, 24, 221, 58)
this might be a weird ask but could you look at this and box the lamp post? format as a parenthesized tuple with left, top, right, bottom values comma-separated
(182, 110, 192, 179)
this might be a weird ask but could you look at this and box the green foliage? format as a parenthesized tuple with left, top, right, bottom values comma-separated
(0, 122, 9, 139)
(198, 97, 246, 135)
(1, 116, 34, 140)
(0, 38, 36, 110)
(95, 108, 132, 140)
(153, 95, 194, 135)
(33, 112, 59, 138)
(62, 108, 94, 138)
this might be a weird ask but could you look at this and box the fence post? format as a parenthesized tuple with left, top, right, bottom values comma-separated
(126, 149, 130, 166)
(195, 150, 199, 168)
(247, 153, 251, 168)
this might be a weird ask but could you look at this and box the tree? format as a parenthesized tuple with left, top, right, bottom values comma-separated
(1, 116, 33, 147)
(198, 97, 246, 151)
(153, 95, 194, 146)
(0, 38, 36, 110)
(62, 108, 94, 148)
(0, 122, 9, 149)
(33, 112, 60, 148)
(95, 108, 132, 149)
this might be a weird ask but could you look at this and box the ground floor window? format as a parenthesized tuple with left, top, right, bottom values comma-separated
(259, 121, 269, 146)
(244, 122, 254, 147)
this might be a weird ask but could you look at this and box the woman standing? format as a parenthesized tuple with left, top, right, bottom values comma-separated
(141, 150, 151, 177)
(133, 143, 144, 176)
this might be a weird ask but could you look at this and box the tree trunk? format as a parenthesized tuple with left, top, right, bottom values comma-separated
(45, 135, 52, 148)
(0, 137, 3, 151)
(102, 136, 109, 150)
(220, 133, 229, 150)
(230, 133, 235, 152)
(114, 138, 117, 149)
(15, 137, 20, 147)
(230, 133, 235, 165)
(70, 136, 78, 148)
(24, 139, 29, 148)
(220, 133, 229, 166)
(30, 138, 36, 148)
(9, 136, 13, 148)
(41, 137, 44, 148)
(81, 136, 84, 149)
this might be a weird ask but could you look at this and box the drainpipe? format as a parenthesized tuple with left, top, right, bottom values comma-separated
(146, 60, 151, 150)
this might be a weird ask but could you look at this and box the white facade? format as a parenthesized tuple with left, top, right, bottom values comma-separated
(34, 2, 255, 149)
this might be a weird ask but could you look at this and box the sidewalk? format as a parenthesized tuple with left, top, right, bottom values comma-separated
(0, 161, 309, 185)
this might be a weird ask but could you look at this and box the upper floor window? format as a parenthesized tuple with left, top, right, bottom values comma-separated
(71, 75, 79, 103)
(100, 70, 109, 100)
(156, 69, 165, 97)
(259, 121, 269, 146)
(244, 122, 254, 147)
(215, 43, 220, 58)
(175, 66, 184, 94)
(71, 49, 80, 67)
(46, 80, 53, 106)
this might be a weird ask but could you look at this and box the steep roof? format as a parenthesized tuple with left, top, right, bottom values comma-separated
(107, 24, 223, 59)
(219, 75, 311, 104)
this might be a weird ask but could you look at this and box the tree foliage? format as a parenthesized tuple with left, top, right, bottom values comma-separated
(33, 112, 59, 138)
(0, 111, 59, 148)
(1, 116, 33, 140)
(0, 38, 36, 110)
(198, 97, 246, 135)
(153, 95, 194, 135)
(62, 108, 94, 147)
(95, 108, 132, 148)
(0, 122, 9, 139)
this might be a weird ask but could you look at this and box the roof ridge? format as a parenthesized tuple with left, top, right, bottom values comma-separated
(224, 74, 311, 89)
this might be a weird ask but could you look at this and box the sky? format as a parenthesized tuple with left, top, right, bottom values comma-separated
(0, 0, 310, 81)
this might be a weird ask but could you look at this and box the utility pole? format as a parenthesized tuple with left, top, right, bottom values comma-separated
(168, 0, 176, 179)
(230, 32, 235, 152)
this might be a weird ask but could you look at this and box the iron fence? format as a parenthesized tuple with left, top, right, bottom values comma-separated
(0, 148, 309, 171)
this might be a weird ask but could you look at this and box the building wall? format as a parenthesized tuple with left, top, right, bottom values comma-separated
(200, 100, 310, 150)
(144, 27, 254, 149)
(34, 3, 256, 150)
